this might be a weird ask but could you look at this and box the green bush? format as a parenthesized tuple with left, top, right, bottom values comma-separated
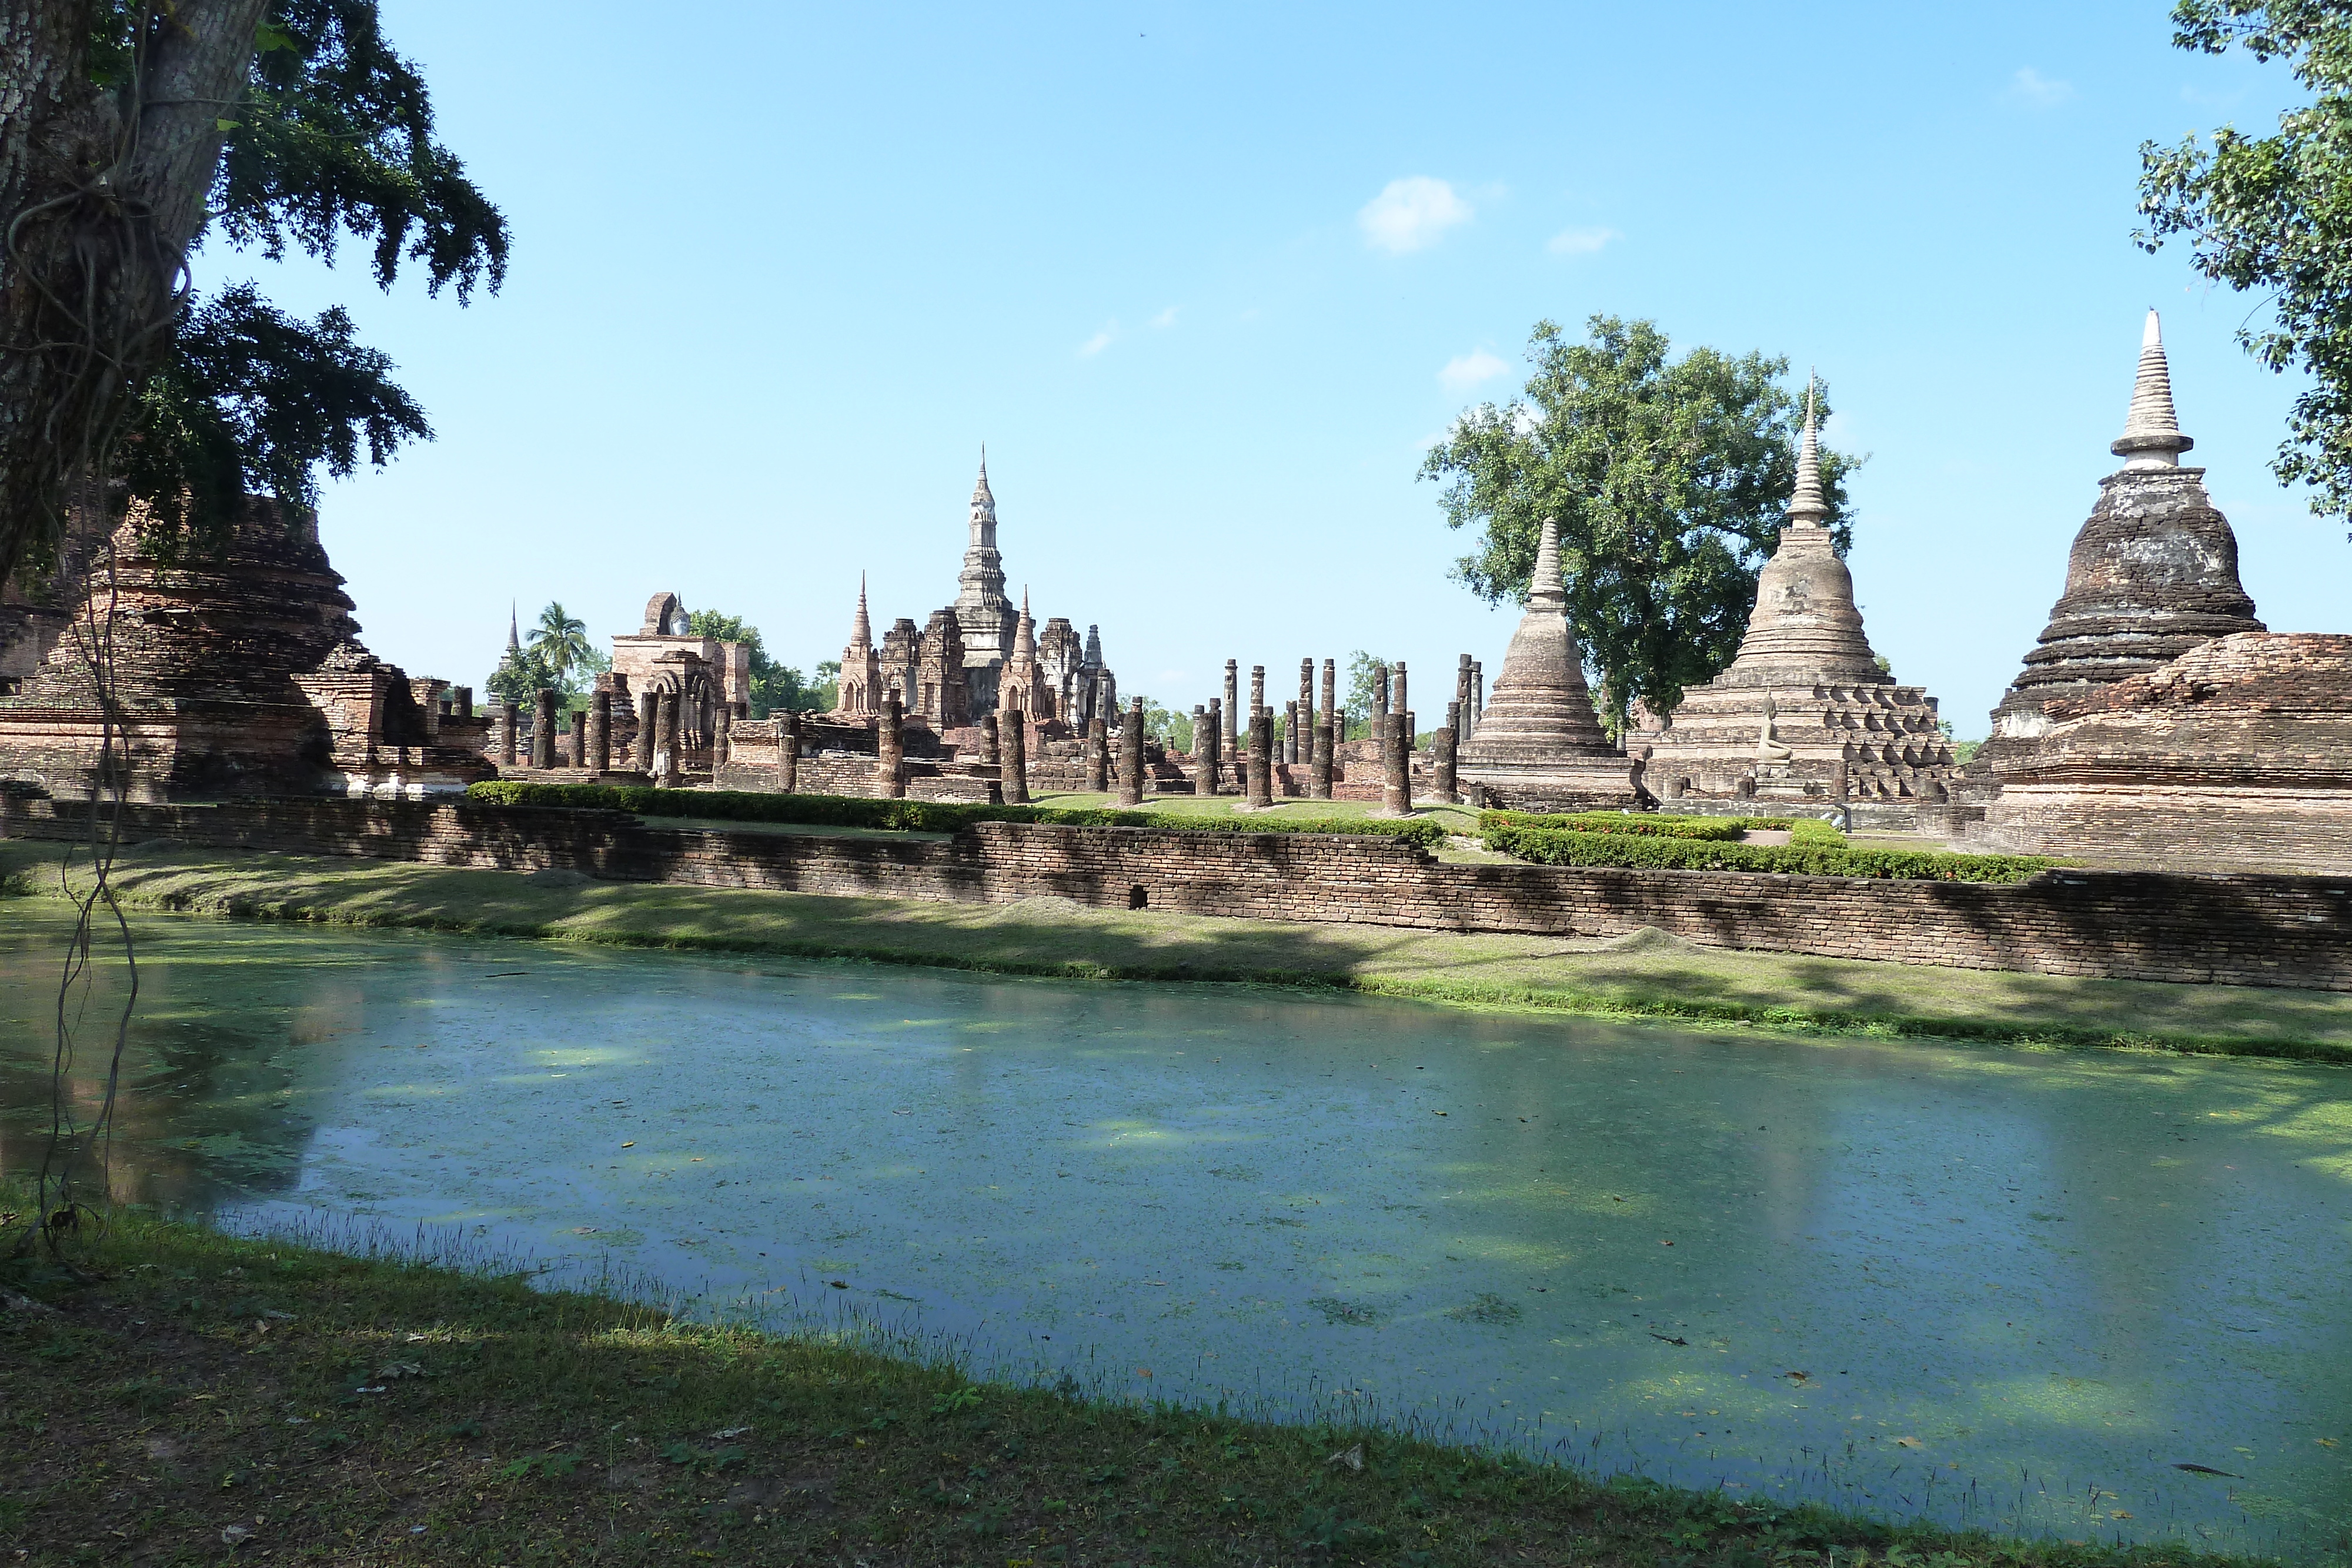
(1479, 810, 1795, 841)
(463, 783, 1448, 847)
(1480, 820, 2059, 884)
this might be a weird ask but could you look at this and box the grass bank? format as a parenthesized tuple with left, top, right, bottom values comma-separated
(2, 840, 2348, 1060)
(0, 1205, 2271, 1567)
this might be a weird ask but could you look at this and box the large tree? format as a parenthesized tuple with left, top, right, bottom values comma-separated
(1419, 315, 1855, 735)
(2139, 1, 2352, 530)
(0, 1, 505, 583)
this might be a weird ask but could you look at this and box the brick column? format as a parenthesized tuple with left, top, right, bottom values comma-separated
(1433, 701, 1460, 803)
(566, 706, 586, 769)
(532, 689, 556, 770)
(1394, 661, 1408, 721)
(590, 690, 612, 773)
(981, 714, 1000, 766)
(656, 690, 681, 787)
(713, 705, 731, 770)
(1117, 697, 1147, 806)
(1281, 700, 1296, 767)
(1310, 704, 1333, 800)
(1001, 708, 1029, 804)
(1247, 706, 1274, 808)
(635, 692, 658, 773)
(1202, 698, 1222, 795)
(1250, 664, 1265, 717)
(1832, 755, 1850, 803)
(497, 700, 517, 767)
(1086, 716, 1108, 793)
(453, 686, 474, 721)
(1372, 661, 1389, 738)
(1190, 704, 1207, 792)
(878, 696, 906, 799)
(1221, 660, 1238, 761)
(781, 711, 801, 793)
(1381, 713, 1409, 816)
(1472, 660, 1484, 728)
(1298, 659, 1314, 760)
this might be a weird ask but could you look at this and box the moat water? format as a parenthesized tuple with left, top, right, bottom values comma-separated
(1, 905, 2347, 1561)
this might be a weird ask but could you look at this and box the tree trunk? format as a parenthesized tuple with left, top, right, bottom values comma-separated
(0, 0, 269, 588)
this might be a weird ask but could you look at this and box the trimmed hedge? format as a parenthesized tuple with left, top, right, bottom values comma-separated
(1481, 819, 2060, 884)
(463, 781, 1450, 847)
(1480, 810, 1795, 841)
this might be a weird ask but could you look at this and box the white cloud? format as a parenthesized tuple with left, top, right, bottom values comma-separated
(1439, 349, 1509, 392)
(1078, 322, 1117, 357)
(1546, 225, 1621, 257)
(2008, 67, 2073, 106)
(1150, 305, 1178, 329)
(1357, 176, 1472, 254)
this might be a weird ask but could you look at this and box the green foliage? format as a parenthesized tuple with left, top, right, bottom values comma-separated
(121, 1, 506, 541)
(686, 609, 822, 718)
(462, 783, 1451, 847)
(218, 1, 510, 302)
(1342, 651, 1389, 738)
(1482, 810, 1794, 841)
(811, 660, 841, 714)
(1419, 316, 1856, 734)
(1134, 696, 1192, 752)
(1953, 739, 1983, 765)
(118, 283, 431, 534)
(527, 602, 592, 681)
(1482, 819, 2062, 884)
(2139, 2, 2352, 526)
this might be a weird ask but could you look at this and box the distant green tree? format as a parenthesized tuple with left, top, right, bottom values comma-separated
(485, 641, 556, 712)
(2138, 0, 2352, 529)
(811, 659, 841, 714)
(1342, 651, 1391, 740)
(1134, 696, 1191, 753)
(1419, 315, 1854, 735)
(527, 601, 591, 681)
(686, 609, 826, 718)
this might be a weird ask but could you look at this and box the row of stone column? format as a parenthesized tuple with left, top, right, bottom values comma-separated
(497, 687, 714, 790)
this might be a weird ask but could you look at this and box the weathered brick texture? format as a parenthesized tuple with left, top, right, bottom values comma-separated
(3, 796, 2345, 991)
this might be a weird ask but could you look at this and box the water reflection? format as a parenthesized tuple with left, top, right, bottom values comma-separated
(1, 904, 2347, 1561)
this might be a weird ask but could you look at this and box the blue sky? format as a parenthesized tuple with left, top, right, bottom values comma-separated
(223, 1, 2340, 735)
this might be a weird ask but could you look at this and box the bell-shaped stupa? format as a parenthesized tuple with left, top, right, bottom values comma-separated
(1456, 517, 1639, 808)
(1631, 381, 1954, 803)
(1970, 310, 2264, 779)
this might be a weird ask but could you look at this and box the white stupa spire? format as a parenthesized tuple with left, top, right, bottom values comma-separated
(1786, 374, 1829, 526)
(2113, 309, 2194, 468)
(1527, 517, 1566, 613)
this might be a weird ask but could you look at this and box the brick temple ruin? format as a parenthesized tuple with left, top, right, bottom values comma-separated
(1629, 386, 1956, 805)
(832, 458, 1117, 740)
(0, 499, 492, 800)
(1953, 312, 2352, 873)
(3, 313, 2350, 880)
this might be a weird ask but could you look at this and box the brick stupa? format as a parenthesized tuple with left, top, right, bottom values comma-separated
(1631, 384, 1953, 802)
(1967, 310, 2264, 785)
(1456, 517, 1639, 809)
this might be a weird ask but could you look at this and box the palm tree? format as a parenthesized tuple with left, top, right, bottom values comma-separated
(528, 601, 591, 679)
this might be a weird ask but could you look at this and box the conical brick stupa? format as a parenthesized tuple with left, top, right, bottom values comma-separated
(1968, 310, 2264, 783)
(1456, 517, 1639, 810)
(1632, 381, 1954, 803)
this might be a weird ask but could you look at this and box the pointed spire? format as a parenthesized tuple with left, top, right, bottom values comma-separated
(849, 572, 871, 646)
(1013, 587, 1035, 660)
(2114, 309, 2194, 467)
(971, 447, 995, 512)
(1786, 373, 1829, 526)
(1526, 517, 1566, 613)
(507, 601, 519, 653)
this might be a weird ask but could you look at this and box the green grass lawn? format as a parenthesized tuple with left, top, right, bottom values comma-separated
(5, 840, 2347, 1059)
(0, 1203, 2273, 1567)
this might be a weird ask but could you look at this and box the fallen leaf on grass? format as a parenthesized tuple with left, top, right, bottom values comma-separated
(2172, 1463, 2240, 1477)
(1327, 1443, 1364, 1471)
(1648, 1333, 1689, 1346)
(710, 1426, 754, 1440)
(1894, 1437, 1923, 1449)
